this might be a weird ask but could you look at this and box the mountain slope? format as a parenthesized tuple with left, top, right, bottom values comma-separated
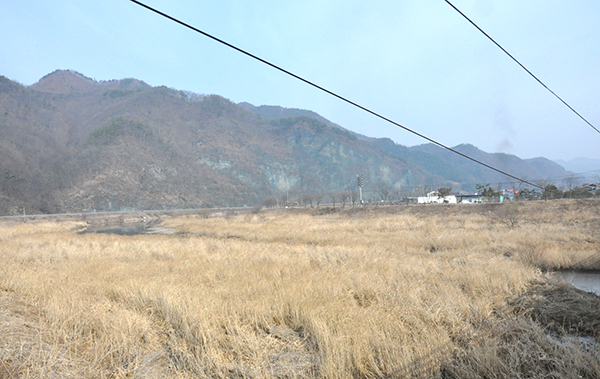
(554, 157, 600, 176)
(0, 70, 430, 214)
(238, 102, 371, 141)
(407, 143, 570, 187)
(0, 70, 573, 215)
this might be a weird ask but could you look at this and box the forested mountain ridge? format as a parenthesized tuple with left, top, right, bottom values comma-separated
(0, 70, 569, 214)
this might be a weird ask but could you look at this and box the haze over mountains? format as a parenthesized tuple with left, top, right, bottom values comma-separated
(554, 157, 600, 176)
(0, 70, 571, 215)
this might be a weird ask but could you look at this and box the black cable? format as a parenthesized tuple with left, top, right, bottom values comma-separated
(536, 168, 600, 183)
(129, 0, 543, 189)
(444, 0, 600, 136)
(370, 168, 600, 194)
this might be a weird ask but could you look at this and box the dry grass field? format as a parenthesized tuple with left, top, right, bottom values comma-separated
(1, 200, 599, 378)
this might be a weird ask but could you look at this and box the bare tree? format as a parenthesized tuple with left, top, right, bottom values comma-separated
(387, 189, 399, 205)
(535, 179, 550, 191)
(398, 188, 411, 205)
(261, 196, 277, 208)
(301, 193, 314, 208)
(562, 175, 579, 199)
(496, 182, 503, 197)
(339, 191, 348, 208)
(375, 182, 391, 205)
(348, 188, 359, 207)
(287, 189, 301, 207)
(562, 175, 578, 191)
(592, 173, 600, 196)
(411, 186, 428, 198)
(314, 193, 325, 208)
(278, 192, 288, 208)
(329, 191, 339, 207)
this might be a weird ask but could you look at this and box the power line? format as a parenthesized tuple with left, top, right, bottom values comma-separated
(129, 0, 542, 189)
(444, 0, 600, 136)
(537, 168, 600, 183)
(365, 168, 600, 193)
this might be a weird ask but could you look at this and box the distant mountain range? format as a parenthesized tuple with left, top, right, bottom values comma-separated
(0, 70, 572, 214)
(553, 158, 600, 179)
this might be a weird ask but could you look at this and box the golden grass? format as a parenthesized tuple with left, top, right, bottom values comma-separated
(1, 200, 599, 378)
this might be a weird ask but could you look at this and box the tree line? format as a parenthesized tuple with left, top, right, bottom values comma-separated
(260, 178, 600, 208)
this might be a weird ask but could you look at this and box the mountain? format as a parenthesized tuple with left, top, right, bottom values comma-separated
(0, 70, 570, 215)
(403, 143, 570, 187)
(554, 158, 600, 178)
(0, 70, 429, 214)
(238, 103, 370, 141)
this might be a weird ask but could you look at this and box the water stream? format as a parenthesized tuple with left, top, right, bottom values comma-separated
(81, 224, 174, 236)
(554, 271, 600, 295)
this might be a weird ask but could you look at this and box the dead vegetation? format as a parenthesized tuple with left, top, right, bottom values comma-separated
(0, 200, 599, 378)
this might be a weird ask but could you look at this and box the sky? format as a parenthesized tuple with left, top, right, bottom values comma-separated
(2, 0, 600, 162)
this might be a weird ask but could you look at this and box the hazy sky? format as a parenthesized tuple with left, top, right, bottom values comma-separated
(2, 0, 599, 161)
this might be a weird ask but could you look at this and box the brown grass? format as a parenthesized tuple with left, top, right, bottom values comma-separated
(0, 200, 599, 378)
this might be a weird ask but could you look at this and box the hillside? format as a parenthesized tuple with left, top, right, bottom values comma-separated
(0, 70, 570, 215)
(405, 143, 570, 187)
(238, 102, 370, 141)
(554, 157, 600, 177)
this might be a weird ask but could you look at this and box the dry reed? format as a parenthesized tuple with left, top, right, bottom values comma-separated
(0, 200, 599, 378)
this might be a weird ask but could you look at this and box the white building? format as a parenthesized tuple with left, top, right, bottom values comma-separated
(417, 193, 457, 204)
(455, 194, 484, 203)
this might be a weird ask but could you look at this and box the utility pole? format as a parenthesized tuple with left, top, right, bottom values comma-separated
(357, 174, 364, 206)
(23, 207, 26, 223)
